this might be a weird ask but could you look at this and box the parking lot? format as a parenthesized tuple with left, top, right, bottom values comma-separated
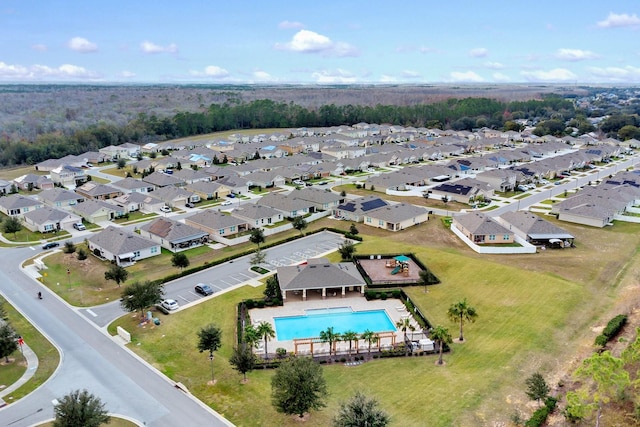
(82, 231, 348, 326)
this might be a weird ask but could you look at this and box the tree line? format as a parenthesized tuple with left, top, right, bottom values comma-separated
(0, 95, 575, 167)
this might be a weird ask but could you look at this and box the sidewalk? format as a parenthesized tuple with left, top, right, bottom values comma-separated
(0, 342, 39, 406)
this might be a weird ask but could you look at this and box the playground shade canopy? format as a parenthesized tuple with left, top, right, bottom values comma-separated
(394, 255, 411, 262)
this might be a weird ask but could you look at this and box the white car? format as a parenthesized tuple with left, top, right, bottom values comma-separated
(221, 200, 233, 206)
(160, 299, 179, 311)
(160, 206, 171, 213)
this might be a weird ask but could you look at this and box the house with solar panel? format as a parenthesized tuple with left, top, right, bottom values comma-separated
(333, 195, 389, 222)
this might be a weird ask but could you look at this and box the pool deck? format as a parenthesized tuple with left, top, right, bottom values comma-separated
(248, 295, 422, 355)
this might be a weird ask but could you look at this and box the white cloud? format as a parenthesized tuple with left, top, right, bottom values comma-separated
(140, 41, 178, 54)
(120, 71, 136, 78)
(0, 61, 101, 80)
(597, 12, 640, 28)
(520, 68, 577, 82)
(401, 70, 421, 79)
(555, 48, 598, 61)
(449, 71, 484, 82)
(492, 72, 511, 82)
(484, 61, 504, 69)
(311, 69, 358, 84)
(252, 70, 275, 81)
(68, 37, 98, 53)
(469, 48, 488, 58)
(275, 30, 359, 57)
(278, 20, 304, 29)
(189, 65, 230, 79)
(31, 43, 47, 52)
(588, 65, 640, 82)
(380, 74, 398, 83)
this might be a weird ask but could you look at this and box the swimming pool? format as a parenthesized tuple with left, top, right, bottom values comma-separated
(274, 307, 395, 341)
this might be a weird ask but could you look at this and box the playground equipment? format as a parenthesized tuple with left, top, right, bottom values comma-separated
(388, 255, 410, 276)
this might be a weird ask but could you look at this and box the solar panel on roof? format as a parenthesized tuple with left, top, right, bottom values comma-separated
(361, 199, 387, 211)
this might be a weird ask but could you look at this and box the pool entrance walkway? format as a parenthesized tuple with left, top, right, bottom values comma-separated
(248, 294, 423, 356)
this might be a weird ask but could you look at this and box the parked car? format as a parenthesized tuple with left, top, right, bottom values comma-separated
(42, 242, 60, 250)
(73, 222, 86, 231)
(185, 202, 195, 208)
(221, 200, 233, 206)
(226, 193, 236, 198)
(195, 283, 214, 296)
(292, 180, 304, 185)
(160, 205, 171, 213)
(160, 299, 179, 311)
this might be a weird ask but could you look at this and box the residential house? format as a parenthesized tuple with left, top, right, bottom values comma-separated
(453, 212, 514, 244)
(429, 178, 494, 204)
(333, 195, 389, 223)
(71, 199, 120, 223)
(22, 206, 82, 233)
(49, 165, 88, 189)
(231, 204, 283, 228)
(75, 182, 123, 201)
(184, 209, 250, 242)
(142, 171, 183, 188)
(259, 192, 312, 218)
(109, 192, 165, 213)
(87, 226, 160, 266)
(499, 211, 574, 247)
(13, 173, 54, 191)
(362, 203, 429, 231)
(185, 181, 231, 201)
(110, 177, 155, 194)
(0, 179, 12, 195)
(0, 194, 44, 217)
(139, 217, 209, 252)
(150, 186, 199, 208)
(37, 188, 85, 209)
(292, 187, 344, 212)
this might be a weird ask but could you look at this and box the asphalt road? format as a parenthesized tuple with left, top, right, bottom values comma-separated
(0, 246, 232, 427)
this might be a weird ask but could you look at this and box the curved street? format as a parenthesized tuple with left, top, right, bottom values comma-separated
(0, 231, 345, 426)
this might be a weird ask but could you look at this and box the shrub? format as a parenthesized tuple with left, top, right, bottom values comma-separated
(340, 357, 346, 363)
(392, 290, 401, 299)
(380, 293, 387, 300)
(245, 299, 255, 309)
(595, 314, 627, 346)
(525, 396, 557, 427)
(256, 300, 265, 308)
(276, 348, 287, 358)
(594, 334, 609, 347)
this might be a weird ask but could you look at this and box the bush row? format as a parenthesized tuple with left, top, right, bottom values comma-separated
(525, 396, 557, 427)
(595, 314, 627, 347)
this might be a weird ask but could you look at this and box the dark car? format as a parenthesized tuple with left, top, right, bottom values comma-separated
(42, 242, 60, 250)
(195, 283, 214, 296)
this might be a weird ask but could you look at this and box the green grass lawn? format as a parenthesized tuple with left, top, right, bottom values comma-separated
(0, 300, 59, 402)
(109, 234, 588, 427)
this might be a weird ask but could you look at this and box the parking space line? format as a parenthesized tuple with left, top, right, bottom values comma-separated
(178, 295, 190, 303)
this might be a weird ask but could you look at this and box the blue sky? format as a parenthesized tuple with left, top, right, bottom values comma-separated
(2, 1, 640, 84)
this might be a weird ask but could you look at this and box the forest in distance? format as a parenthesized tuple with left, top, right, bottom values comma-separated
(0, 83, 637, 168)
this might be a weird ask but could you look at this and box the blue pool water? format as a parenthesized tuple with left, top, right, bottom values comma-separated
(274, 307, 395, 341)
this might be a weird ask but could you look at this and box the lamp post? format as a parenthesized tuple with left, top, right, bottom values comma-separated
(67, 268, 71, 290)
(209, 353, 215, 384)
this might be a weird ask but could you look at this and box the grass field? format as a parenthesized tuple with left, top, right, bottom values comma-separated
(0, 299, 59, 402)
(108, 214, 640, 426)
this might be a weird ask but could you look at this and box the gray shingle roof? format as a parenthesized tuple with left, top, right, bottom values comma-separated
(88, 225, 157, 255)
(500, 211, 574, 239)
(185, 209, 248, 229)
(23, 206, 74, 223)
(277, 258, 365, 291)
(140, 217, 208, 243)
(455, 212, 511, 235)
(366, 203, 429, 223)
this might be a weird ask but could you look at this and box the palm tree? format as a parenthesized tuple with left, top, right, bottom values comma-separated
(430, 325, 453, 365)
(197, 323, 223, 383)
(342, 330, 359, 358)
(319, 326, 341, 356)
(256, 321, 275, 359)
(243, 324, 260, 349)
(447, 298, 478, 342)
(360, 330, 379, 355)
(395, 317, 415, 343)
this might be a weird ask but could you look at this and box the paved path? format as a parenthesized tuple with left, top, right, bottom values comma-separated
(0, 343, 38, 407)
